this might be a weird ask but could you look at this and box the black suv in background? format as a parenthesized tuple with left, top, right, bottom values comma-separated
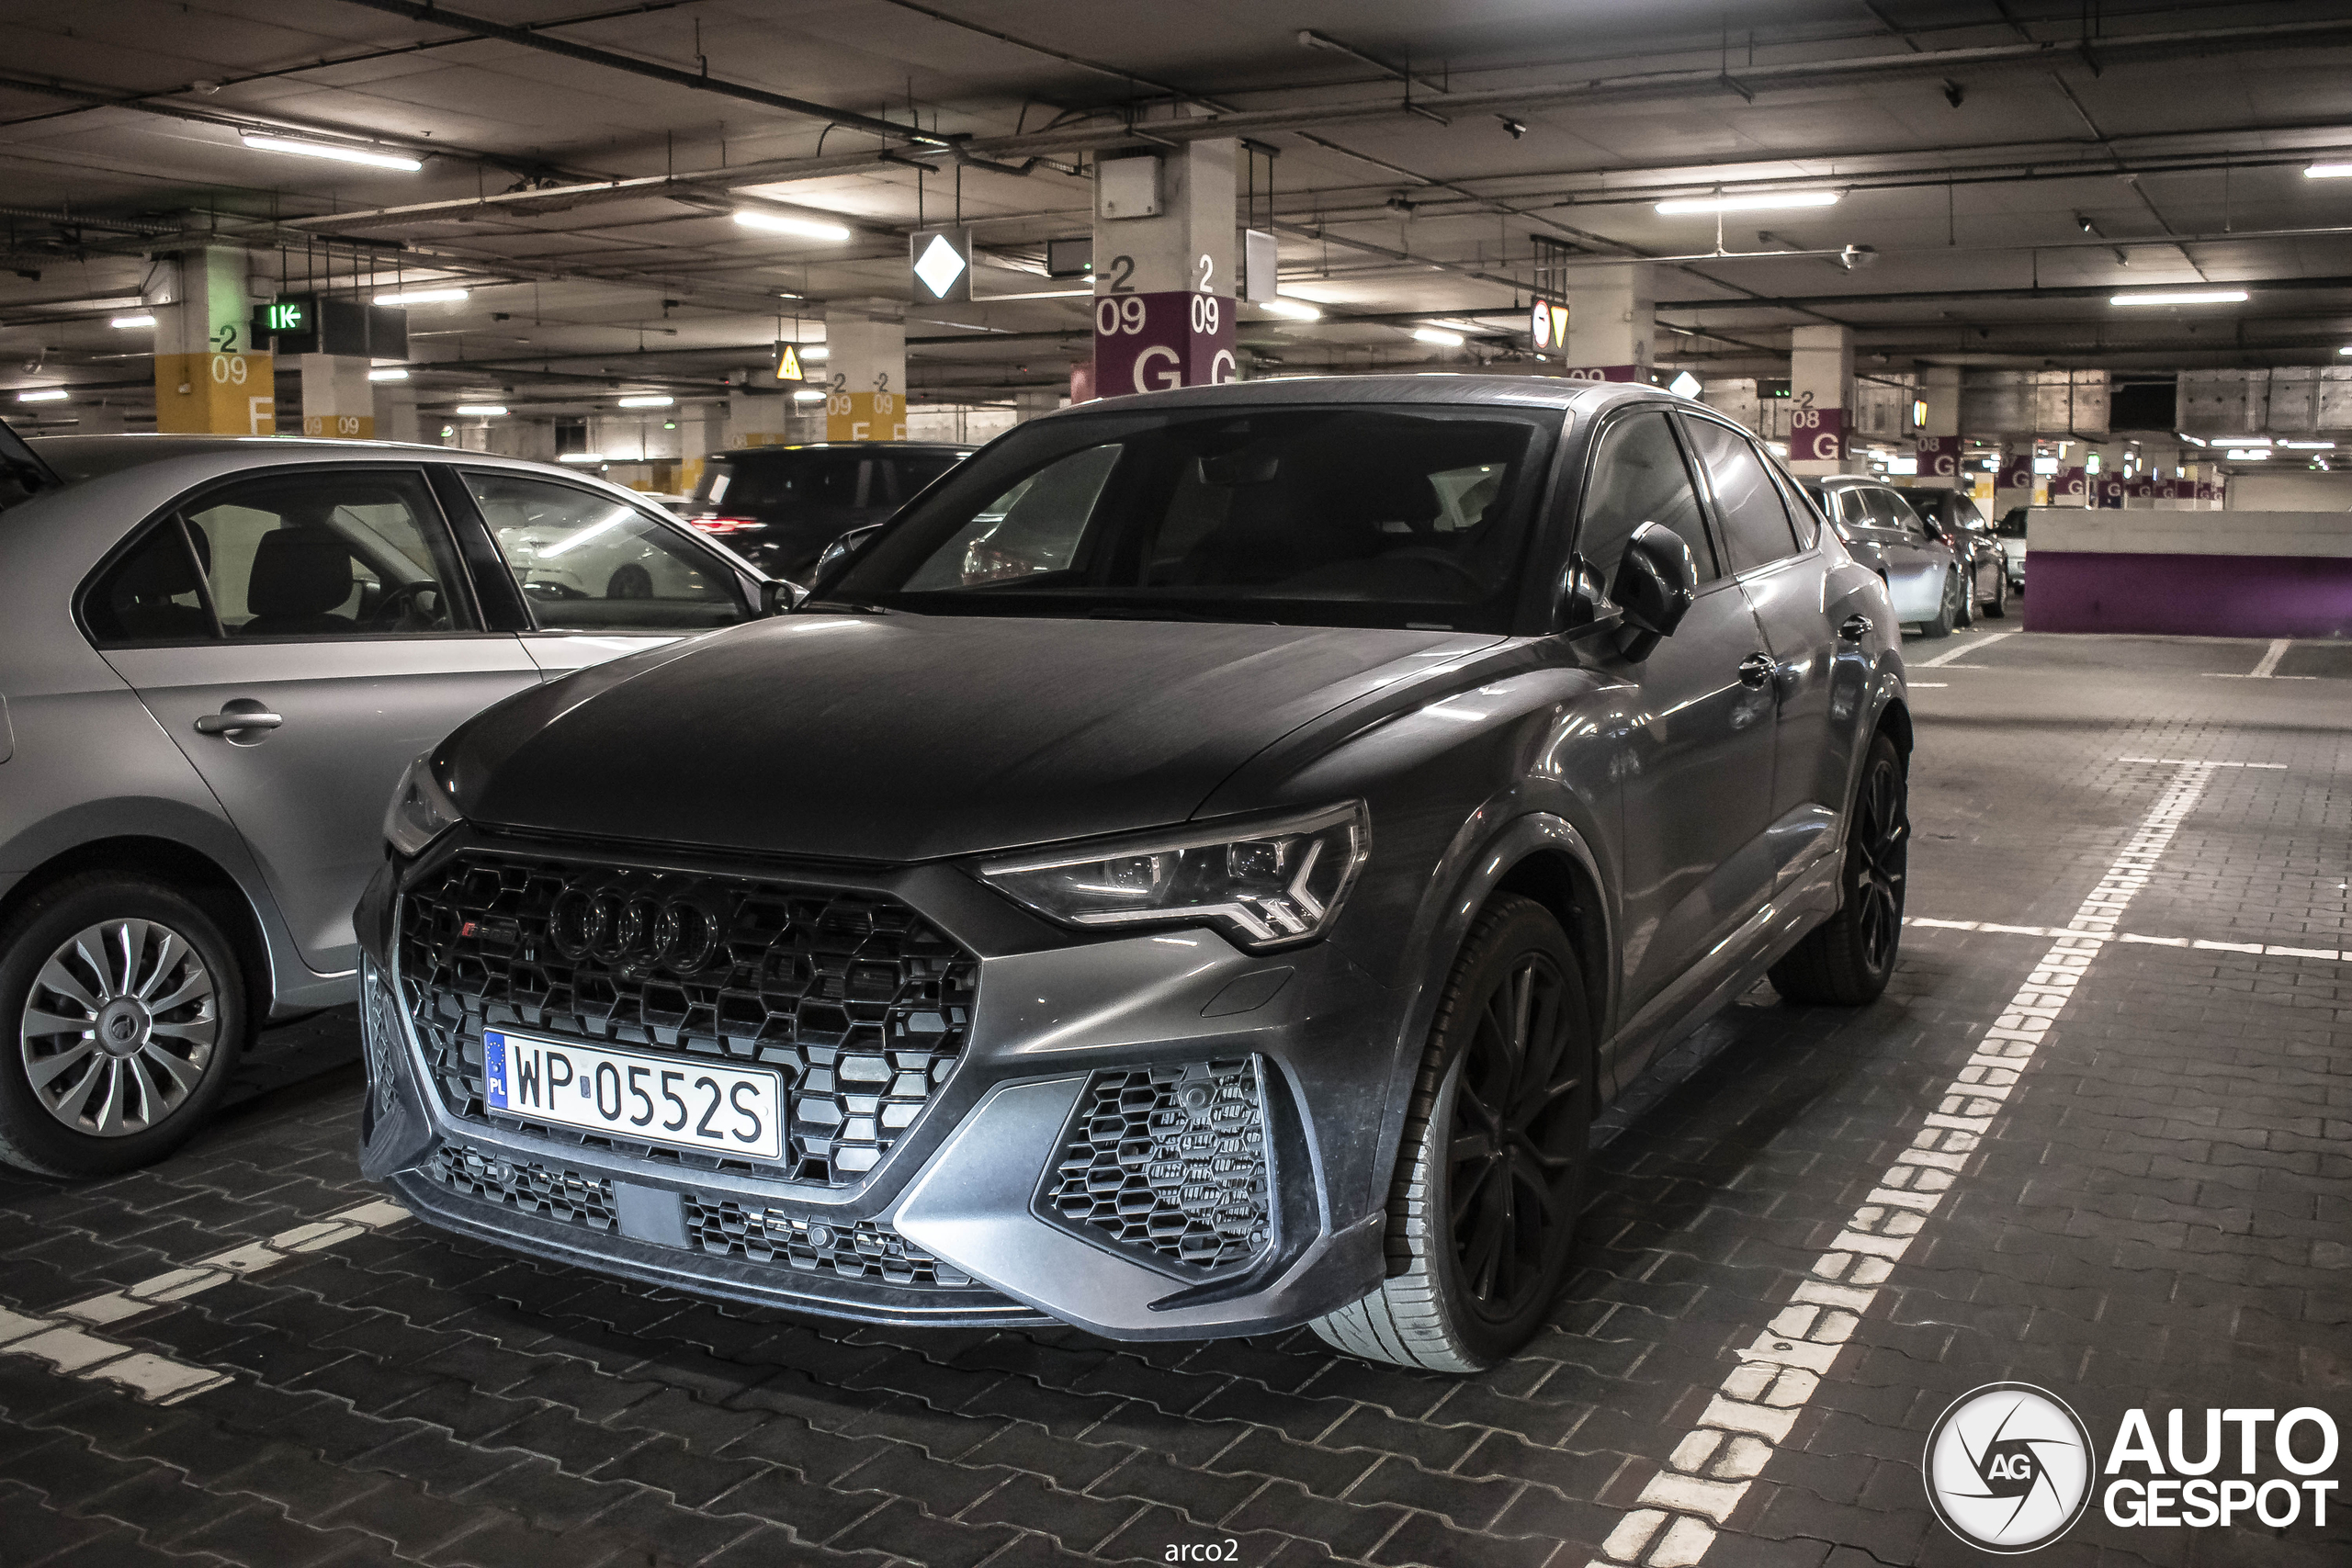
(686, 442, 974, 579)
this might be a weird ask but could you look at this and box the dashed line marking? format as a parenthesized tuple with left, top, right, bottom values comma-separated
(1904, 917, 2346, 961)
(1911, 630, 2014, 669)
(0, 1198, 408, 1404)
(1588, 756, 2220, 1568)
(2119, 756, 2287, 768)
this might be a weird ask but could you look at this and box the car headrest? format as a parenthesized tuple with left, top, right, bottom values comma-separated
(246, 527, 354, 617)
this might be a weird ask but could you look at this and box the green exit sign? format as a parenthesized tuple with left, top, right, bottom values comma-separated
(265, 299, 309, 333)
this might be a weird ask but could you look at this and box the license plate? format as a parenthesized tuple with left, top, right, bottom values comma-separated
(482, 1029, 785, 1161)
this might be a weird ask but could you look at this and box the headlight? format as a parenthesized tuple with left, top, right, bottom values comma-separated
(383, 750, 463, 858)
(978, 803, 1370, 952)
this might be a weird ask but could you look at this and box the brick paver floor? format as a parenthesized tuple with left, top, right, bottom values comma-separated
(2, 627, 2345, 1567)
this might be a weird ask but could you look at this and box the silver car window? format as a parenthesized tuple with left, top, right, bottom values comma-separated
(84, 519, 218, 644)
(183, 470, 468, 638)
(467, 472, 747, 632)
(1576, 411, 1720, 584)
(906, 444, 1118, 589)
(1683, 417, 1800, 573)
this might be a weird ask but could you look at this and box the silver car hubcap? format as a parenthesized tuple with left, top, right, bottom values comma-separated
(20, 919, 219, 1137)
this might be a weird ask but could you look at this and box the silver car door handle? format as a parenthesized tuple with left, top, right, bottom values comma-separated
(194, 710, 283, 735)
(1737, 652, 1776, 687)
(1839, 614, 1872, 642)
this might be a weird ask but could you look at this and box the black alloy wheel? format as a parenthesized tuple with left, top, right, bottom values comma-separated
(1445, 948, 1585, 1326)
(1770, 730, 1909, 1005)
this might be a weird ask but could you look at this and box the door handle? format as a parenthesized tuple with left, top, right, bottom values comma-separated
(1737, 652, 1776, 688)
(195, 710, 282, 736)
(1838, 614, 1873, 643)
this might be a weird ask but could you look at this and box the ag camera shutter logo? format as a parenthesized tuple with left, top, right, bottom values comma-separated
(1923, 1383, 2095, 1552)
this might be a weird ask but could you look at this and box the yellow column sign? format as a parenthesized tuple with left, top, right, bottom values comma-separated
(154, 351, 277, 434)
(825, 385, 905, 442)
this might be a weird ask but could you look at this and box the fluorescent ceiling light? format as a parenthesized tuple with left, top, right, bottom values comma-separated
(108, 313, 155, 329)
(240, 131, 423, 172)
(1412, 327, 1465, 347)
(376, 288, 468, 308)
(2109, 289, 2247, 306)
(616, 394, 673, 408)
(1668, 370, 1703, 398)
(1259, 298, 1322, 321)
(559, 452, 606, 463)
(2176, 432, 2207, 446)
(799, 344, 829, 360)
(2278, 439, 2335, 448)
(792, 388, 828, 401)
(733, 209, 853, 242)
(16, 389, 67, 402)
(1656, 191, 1839, 215)
(368, 367, 409, 381)
(2224, 448, 2269, 459)
(455, 403, 505, 416)
(2304, 162, 2352, 178)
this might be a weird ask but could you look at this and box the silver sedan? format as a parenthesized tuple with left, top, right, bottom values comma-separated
(0, 428, 775, 1177)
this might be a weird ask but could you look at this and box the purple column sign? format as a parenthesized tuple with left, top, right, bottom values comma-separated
(1092, 291, 1237, 399)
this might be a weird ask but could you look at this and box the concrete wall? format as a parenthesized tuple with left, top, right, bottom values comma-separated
(2228, 470, 2352, 511)
(2022, 509, 2352, 637)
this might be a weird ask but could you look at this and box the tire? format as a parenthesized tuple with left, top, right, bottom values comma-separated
(0, 874, 250, 1178)
(1770, 732, 1908, 1006)
(1984, 565, 2007, 619)
(1311, 895, 1591, 1371)
(1919, 571, 1958, 638)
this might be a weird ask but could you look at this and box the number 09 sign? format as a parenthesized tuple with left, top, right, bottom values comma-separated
(1090, 252, 1238, 398)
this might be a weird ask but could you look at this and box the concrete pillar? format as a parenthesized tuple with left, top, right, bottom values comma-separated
(1786, 325, 1854, 476)
(1014, 388, 1059, 423)
(1913, 365, 1962, 488)
(300, 354, 376, 439)
(377, 382, 420, 444)
(729, 367, 796, 449)
(676, 403, 728, 495)
(153, 247, 276, 434)
(1090, 140, 1239, 399)
(1558, 262, 1656, 384)
(823, 302, 907, 441)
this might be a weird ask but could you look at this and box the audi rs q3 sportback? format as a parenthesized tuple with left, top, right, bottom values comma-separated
(357, 377, 1914, 1371)
(0, 429, 775, 1179)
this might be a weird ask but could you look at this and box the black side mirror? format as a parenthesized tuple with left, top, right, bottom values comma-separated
(759, 578, 808, 615)
(1608, 521, 1698, 661)
(810, 521, 886, 586)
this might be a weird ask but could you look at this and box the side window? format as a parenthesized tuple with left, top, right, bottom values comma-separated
(906, 444, 1119, 588)
(1881, 491, 1928, 538)
(1575, 411, 1719, 584)
(466, 474, 748, 632)
(184, 471, 467, 638)
(1684, 418, 1800, 573)
(85, 520, 217, 644)
(1857, 489, 1903, 530)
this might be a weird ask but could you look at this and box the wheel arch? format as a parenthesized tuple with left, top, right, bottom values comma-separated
(0, 836, 274, 1021)
(1490, 847, 1611, 1048)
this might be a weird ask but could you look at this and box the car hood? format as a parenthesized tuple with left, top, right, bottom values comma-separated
(452, 613, 1504, 862)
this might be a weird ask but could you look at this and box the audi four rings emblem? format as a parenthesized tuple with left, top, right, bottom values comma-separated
(548, 884, 728, 971)
(1923, 1382, 2096, 1552)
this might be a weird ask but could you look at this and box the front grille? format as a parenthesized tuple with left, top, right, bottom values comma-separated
(398, 851, 977, 1184)
(1045, 1058, 1273, 1276)
(429, 1143, 617, 1229)
(683, 1196, 975, 1288)
(359, 959, 405, 1132)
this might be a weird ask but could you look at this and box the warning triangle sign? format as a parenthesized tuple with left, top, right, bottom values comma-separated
(775, 343, 803, 381)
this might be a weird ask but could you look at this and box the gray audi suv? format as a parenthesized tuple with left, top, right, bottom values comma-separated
(357, 377, 1913, 1370)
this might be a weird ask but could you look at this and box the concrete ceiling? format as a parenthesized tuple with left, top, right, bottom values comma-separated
(6, 0, 2352, 419)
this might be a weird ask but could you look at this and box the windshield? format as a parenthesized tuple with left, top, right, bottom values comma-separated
(828, 404, 1554, 631)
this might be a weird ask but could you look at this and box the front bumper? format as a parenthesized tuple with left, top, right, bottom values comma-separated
(355, 831, 1391, 1338)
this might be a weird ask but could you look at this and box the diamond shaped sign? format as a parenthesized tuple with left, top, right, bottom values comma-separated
(911, 230, 971, 301)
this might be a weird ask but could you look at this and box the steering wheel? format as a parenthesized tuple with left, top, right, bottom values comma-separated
(1376, 545, 1486, 592)
(367, 581, 439, 628)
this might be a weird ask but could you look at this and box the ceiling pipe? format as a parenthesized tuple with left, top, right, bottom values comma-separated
(334, 0, 941, 146)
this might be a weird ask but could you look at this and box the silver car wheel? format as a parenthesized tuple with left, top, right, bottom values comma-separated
(20, 919, 219, 1137)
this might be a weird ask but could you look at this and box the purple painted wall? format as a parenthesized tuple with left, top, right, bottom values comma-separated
(2024, 551, 2352, 637)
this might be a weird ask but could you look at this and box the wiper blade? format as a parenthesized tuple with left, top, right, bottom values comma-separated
(1086, 606, 1276, 625)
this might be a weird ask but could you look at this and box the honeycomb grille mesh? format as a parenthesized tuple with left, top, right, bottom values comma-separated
(429, 1144, 616, 1230)
(1046, 1058, 1272, 1275)
(683, 1196, 975, 1289)
(398, 852, 976, 1184)
(359, 960, 405, 1131)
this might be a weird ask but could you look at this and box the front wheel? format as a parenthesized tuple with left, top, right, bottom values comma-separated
(0, 874, 249, 1177)
(1312, 896, 1591, 1371)
(1919, 571, 1959, 638)
(1770, 732, 1908, 1006)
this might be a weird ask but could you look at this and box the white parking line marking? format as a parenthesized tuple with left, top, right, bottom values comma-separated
(0, 1199, 408, 1405)
(2120, 757, 2286, 768)
(1907, 682, 1949, 688)
(1912, 630, 2015, 669)
(1902, 918, 2344, 961)
(1589, 757, 2218, 1568)
(2251, 637, 2291, 678)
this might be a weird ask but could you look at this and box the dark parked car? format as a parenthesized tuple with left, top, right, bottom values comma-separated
(1994, 506, 2029, 590)
(0, 430, 775, 1177)
(685, 442, 973, 579)
(358, 378, 1913, 1371)
(1802, 476, 1969, 636)
(1903, 487, 2007, 620)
